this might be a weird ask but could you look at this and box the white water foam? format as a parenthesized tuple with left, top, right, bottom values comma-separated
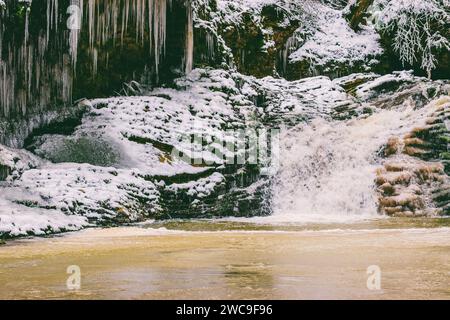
(266, 100, 432, 224)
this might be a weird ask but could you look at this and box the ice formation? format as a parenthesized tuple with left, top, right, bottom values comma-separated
(0, 0, 172, 118)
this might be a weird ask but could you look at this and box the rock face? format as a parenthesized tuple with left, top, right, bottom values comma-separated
(286, 2, 383, 79)
(192, 0, 305, 77)
(193, 0, 384, 79)
(345, 0, 374, 31)
(0, 0, 189, 145)
(377, 159, 448, 217)
(194, 0, 450, 81)
(378, 97, 450, 216)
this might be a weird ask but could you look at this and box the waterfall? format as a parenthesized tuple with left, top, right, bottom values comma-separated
(271, 101, 431, 222)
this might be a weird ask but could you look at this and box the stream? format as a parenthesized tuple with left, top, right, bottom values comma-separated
(0, 218, 449, 300)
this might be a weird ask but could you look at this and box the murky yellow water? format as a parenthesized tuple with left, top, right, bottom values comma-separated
(0, 219, 449, 300)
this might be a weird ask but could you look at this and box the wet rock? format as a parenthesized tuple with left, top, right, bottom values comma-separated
(384, 137, 402, 157)
(377, 96, 450, 217)
(345, 0, 374, 31)
(211, 2, 301, 78)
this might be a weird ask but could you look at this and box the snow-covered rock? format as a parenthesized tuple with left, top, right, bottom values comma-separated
(193, 0, 384, 79)
(1, 67, 449, 238)
(0, 144, 42, 181)
(0, 67, 360, 237)
(289, 3, 382, 76)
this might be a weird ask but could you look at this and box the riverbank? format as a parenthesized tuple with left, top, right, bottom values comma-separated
(0, 218, 449, 300)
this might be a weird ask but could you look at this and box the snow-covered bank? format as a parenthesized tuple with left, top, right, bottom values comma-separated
(0, 68, 353, 236)
(1, 68, 449, 237)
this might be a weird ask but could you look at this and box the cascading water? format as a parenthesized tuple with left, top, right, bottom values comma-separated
(270, 101, 432, 223)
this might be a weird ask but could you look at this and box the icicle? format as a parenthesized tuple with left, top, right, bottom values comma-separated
(280, 32, 302, 76)
(1, 0, 172, 122)
(206, 32, 214, 60)
(184, 0, 194, 74)
(92, 48, 98, 77)
(68, 0, 82, 67)
(83, 0, 169, 79)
